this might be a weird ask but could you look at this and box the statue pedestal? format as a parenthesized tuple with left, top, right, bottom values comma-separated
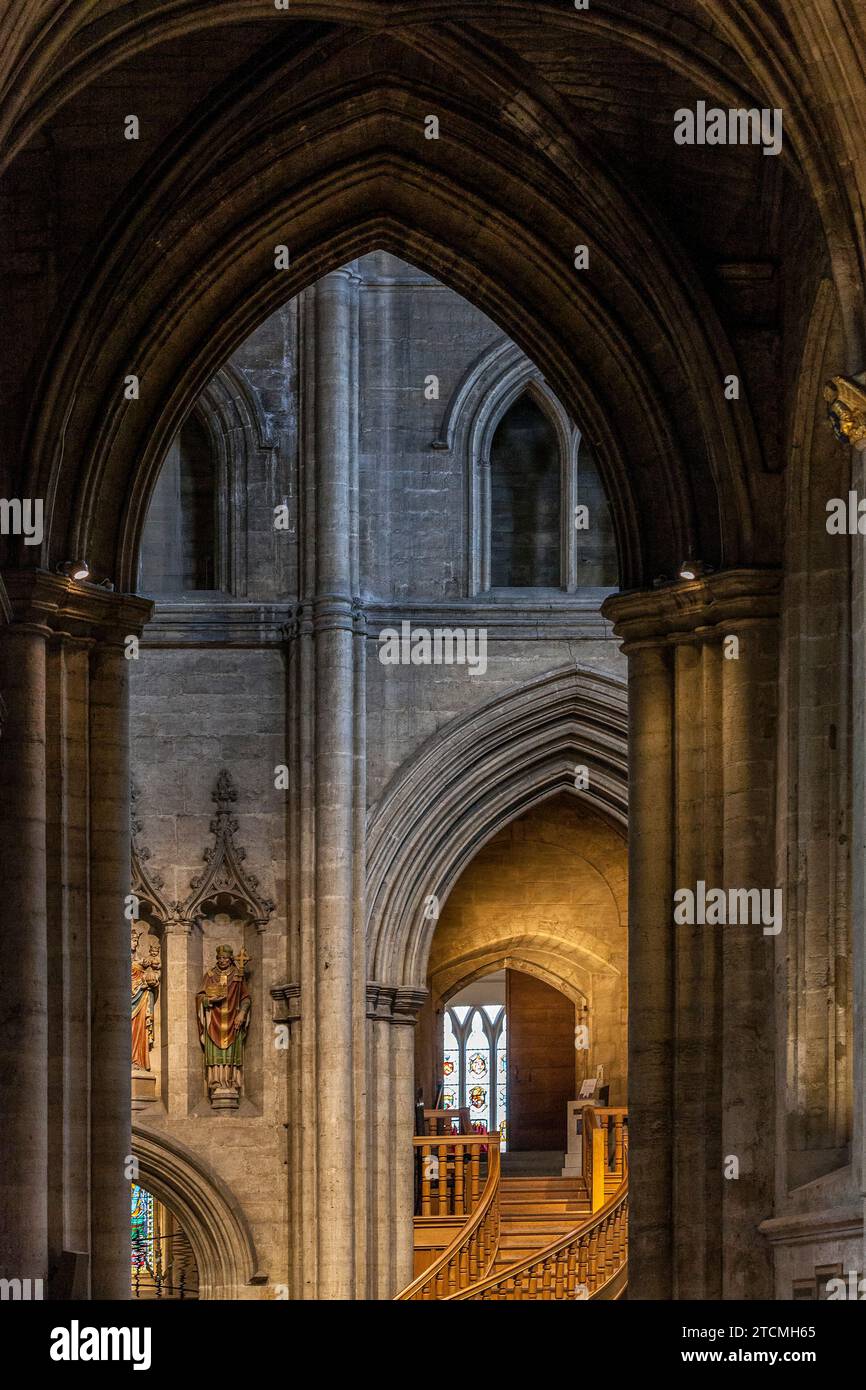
(209, 1085, 240, 1111)
(131, 1067, 157, 1111)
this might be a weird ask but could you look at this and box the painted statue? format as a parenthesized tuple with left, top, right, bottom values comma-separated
(131, 924, 162, 1072)
(196, 944, 251, 1100)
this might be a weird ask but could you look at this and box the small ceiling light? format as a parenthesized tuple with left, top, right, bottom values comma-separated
(677, 559, 705, 582)
(58, 560, 90, 582)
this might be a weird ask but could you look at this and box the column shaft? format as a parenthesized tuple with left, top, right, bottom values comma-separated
(626, 643, 674, 1298)
(0, 626, 48, 1283)
(89, 642, 132, 1299)
(721, 623, 778, 1298)
(391, 1022, 417, 1295)
(312, 270, 359, 1298)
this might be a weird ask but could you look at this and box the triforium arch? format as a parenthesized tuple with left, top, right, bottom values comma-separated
(13, 24, 764, 591)
(192, 363, 277, 598)
(434, 339, 601, 594)
(132, 1127, 260, 1300)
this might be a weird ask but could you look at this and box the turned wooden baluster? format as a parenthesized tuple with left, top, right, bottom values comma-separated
(578, 1233, 589, 1292)
(420, 1142, 432, 1216)
(454, 1141, 465, 1214)
(588, 1228, 599, 1292)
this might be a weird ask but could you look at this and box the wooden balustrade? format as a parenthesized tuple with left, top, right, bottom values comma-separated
(414, 1133, 491, 1218)
(446, 1115, 628, 1302)
(397, 1136, 501, 1300)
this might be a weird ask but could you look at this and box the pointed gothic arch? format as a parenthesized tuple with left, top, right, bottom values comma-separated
(131, 1126, 261, 1299)
(365, 664, 627, 991)
(14, 25, 763, 591)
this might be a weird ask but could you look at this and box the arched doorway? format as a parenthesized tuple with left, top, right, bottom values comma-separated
(131, 1182, 199, 1300)
(132, 1128, 260, 1301)
(417, 793, 627, 1165)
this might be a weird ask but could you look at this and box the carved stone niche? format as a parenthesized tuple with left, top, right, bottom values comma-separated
(130, 780, 178, 1110)
(182, 770, 275, 1112)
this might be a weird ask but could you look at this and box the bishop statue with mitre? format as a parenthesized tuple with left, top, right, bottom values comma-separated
(195, 943, 251, 1100)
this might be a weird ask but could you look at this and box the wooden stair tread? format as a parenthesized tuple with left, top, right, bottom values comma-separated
(500, 1179, 587, 1193)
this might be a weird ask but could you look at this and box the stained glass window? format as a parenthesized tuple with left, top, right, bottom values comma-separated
(496, 1015, 508, 1148)
(131, 1184, 154, 1272)
(443, 1010, 460, 1111)
(443, 999, 507, 1149)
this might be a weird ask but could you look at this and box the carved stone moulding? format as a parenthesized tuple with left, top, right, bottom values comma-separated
(130, 778, 179, 926)
(181, 768, 276, 930)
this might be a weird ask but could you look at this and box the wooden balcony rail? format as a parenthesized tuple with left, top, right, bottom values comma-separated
(414, 1133, 493, 1219)
(397, 1136, 501, 1300)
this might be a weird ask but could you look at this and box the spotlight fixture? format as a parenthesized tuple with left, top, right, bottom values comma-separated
(58, 559, 90, 582)
(677, 559, 705, 581)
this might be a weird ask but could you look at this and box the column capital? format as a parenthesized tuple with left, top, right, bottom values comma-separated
(1, 569, 152, 643)
(824, 373, 866, 448)
(601, 568, 781, 652)
(366, 982, 428, 1025)
(271, 982, 301, 1024)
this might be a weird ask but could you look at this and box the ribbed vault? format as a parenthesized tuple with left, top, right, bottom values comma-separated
(13, 21, 769, 590)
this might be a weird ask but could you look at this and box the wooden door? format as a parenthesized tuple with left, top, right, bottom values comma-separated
(506, 970, 574, 1151)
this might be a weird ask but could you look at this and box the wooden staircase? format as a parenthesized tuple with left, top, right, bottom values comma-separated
(397, 1106, 628, 1301)
(493, 1176, 591, 1275)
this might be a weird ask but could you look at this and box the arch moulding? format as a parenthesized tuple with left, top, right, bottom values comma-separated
(132, 1125, 262, 1300)
(365, 664, 628, 993)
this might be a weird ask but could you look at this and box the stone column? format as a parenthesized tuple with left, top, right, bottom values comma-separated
(720, 619, 778, 1298)
(366, 987, 394, 1299)
(286, 268, 364, 1298)
(0, 573, 150, 1298)
(604, 569, 780, 1301)
(824, 374, 866, 1282)
(46, 635, 92, 1274)
(0, 608, 49, 1286)
(391, 989, 426, 1295)
(313, 269, 358, 1298)
(623, 640, 675, 1298)
(89, 638, 132, 1298)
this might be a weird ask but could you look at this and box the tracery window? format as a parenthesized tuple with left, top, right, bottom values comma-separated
(139, 413, 218, 593)
(490, 392, 561, 587)
(443, 1004, 507, 1149)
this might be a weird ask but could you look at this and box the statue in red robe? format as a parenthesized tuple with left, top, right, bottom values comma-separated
(196, 944, 251, 1100)
(131, 924, 161, 1072)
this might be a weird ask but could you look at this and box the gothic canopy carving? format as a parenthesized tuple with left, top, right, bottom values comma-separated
(181, 770, 275, 929)
(131, 779, 175, 924)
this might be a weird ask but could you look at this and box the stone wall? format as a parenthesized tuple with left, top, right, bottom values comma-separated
(130, 647, 289, 1292)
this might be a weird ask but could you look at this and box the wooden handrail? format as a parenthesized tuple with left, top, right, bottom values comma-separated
(396, 1137, 501, 1300)
(446, 1125, 628, 1301)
